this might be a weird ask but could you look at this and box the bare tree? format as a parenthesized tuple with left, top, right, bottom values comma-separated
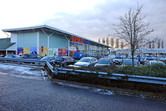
(116, 38, 119, 48)
(161, 39, 164, 48)
(102, 37, 105, 44)
(158, 39, 161, 48)
(110, 38, 114, 47)
(98, 38, 101, 43)
(106, 37, 109, 45)
(114, 5, 153, 73)
(148, 42, 151, 48)
(152, 41, 155, 48)
(121, 41, 124, 49)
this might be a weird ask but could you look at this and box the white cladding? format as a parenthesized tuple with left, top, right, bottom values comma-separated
(6, 44, 16, 50)
(11, 33, 17, 43)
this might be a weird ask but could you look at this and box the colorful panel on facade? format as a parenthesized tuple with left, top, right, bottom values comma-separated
(39, 47, 48, 56)
(23, 47, 30, 54)
(17, 47, 23, 55)
(30, 47, 37, 54)
(58, 49, 67, 55)
(53, 48, 58, 56)
(49, 48, 53, 56)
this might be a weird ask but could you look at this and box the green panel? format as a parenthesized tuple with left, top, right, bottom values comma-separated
(49, 35, 68, 49)
(49, 49, 53, 56)
(17, 31, 37, 47)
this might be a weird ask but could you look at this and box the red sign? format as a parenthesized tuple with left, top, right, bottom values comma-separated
(58, 49, 67, 56)
(41, 46, 44, 52)
(71, 36, 83, 43)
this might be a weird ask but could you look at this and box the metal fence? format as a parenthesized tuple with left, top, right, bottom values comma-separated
(0, 57, 46, 66)
(1, 57, 166, 86)
(44, 61, 166, 85)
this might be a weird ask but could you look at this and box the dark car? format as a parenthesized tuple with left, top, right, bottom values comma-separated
(0, 55, 5, 57)
(22, 54, 41, 59)
(94, 58, 113, 67)
(91, 55, 102, 60)
(140, 57, 146, 65)
(113, 56, 123, 65)
(40, 56, 58, 65)
(53, 56, 75, 67)
(5, 55, 21, 58)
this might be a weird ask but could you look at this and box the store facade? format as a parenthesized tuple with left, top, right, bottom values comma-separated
(2, 25, 110, 56)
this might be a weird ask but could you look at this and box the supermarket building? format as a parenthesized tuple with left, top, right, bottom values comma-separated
(2, 25, 110, 56)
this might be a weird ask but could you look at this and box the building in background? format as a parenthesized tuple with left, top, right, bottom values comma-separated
(2, 25, 110, 56)
(0, 38, 16, 55)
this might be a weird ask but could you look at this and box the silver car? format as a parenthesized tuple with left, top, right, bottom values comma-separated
(74, 57, 97, 67)
(94, 58, 113, 67)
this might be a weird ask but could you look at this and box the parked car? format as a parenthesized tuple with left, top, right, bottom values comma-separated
(122, 59, 139, 66)
(0, 55, 5, 57)
(5, 55, 21, 58)
(22, 54, 41, 59)
(41, 56, 58, 65)
(53, 56, 75, 67)
(41, 56, 57, 61)
(148, 60, 165, 66)
(74, 57, 97, 67)
(145, 57, 157, 64)
(139, 57, 146, 65)
(94, 58, 113, 67)
(160, 58, 166, 64)
(113, 56, 123, 65)
(91, 55, 102, 60)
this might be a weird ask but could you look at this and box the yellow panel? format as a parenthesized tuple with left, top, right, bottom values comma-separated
(23, 47, 30, 54)
(39, 47, 48, 56)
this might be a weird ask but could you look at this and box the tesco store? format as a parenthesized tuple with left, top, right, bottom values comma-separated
(2, 25, 110, 56)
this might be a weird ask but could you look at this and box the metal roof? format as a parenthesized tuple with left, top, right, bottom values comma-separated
(2, 25, 111, 48)
(0, 38, 15, 50)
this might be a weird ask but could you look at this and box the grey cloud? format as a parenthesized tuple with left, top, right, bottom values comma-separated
(44, 0, 166, 47)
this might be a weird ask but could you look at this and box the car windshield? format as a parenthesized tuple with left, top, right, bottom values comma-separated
(123, 60, 138, 65)
(97, 59, 109, 64)
(55, 57, 64, 61)
(79, 58, 90, 62)
(147, 57, 157, 60)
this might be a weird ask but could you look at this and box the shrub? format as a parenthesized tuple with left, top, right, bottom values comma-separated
(116, 64, 166, 78)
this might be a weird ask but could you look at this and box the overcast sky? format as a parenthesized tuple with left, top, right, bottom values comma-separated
(0, 0, 165, 47)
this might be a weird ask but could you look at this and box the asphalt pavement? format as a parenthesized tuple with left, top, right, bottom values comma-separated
(0, 71, 166, 111)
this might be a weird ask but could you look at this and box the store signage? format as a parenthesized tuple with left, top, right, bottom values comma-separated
(71, 41, 83, 46)
(71, 36, 90, 45)
(72, 36, 83, 43)
(84, 40, 90, 45)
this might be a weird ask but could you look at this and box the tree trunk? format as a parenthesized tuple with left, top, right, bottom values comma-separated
(131, 50, 135, 74)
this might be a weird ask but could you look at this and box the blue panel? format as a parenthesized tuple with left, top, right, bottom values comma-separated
(17, 31, 37, 47)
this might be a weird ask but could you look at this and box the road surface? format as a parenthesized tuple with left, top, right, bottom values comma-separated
(0, 71, 166, 111)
